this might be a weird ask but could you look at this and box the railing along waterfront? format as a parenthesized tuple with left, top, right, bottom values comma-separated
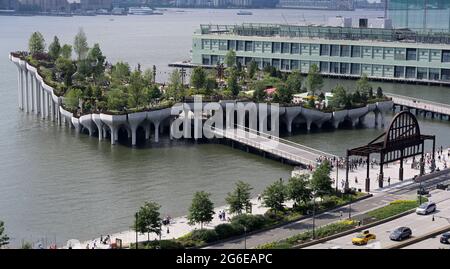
(385, 92, 450, 116)
(207, 124, 336, 167)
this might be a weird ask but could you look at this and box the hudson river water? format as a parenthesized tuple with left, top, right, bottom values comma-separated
(1, 8, 450, 247)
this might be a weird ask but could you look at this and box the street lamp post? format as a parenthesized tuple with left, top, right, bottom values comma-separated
(312, 192, 316, 240)
(335, 158, 339, 192)
(244, 226, 247, 249)
(348, 193, 352, 220)
(135, 212, 138, 249)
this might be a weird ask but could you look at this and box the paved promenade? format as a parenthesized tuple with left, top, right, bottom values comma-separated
(68, 198, 294, 249)
(67, 149, 449, 249)
(327, 148, 449, 193)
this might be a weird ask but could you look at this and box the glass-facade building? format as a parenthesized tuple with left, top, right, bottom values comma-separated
(388, 0, 450, 32)
(191, 24, 450, 83)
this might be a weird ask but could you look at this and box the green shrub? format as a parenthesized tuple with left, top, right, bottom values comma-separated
(264, 211, 286, 223)
(320, 196, 341, 209)
(176, 232, 200, 248)
(190, 229, 219, 243)
(231, 214, 268, 232)
(142, 240, 184, 249)
(215, 223, 240, 240)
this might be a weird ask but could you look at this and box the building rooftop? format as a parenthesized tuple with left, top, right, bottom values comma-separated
(198, 23, 450, 45)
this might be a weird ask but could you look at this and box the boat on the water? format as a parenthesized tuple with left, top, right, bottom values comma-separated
(128, 7, 156, 15)
(237, 10, 253, 15)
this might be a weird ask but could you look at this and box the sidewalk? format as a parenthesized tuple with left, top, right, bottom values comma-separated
(69, 197, 294, 249)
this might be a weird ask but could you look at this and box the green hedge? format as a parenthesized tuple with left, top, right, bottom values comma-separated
(367, 197, 427, 221)
(258, 220, 357, 249)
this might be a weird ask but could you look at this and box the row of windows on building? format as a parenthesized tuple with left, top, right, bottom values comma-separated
(200, 39, 450, 63)
(201, 55, 450, 81)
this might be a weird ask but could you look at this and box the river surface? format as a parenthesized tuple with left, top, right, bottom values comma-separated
(0, 8, 449, 247)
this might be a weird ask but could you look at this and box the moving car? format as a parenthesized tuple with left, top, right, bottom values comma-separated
(440, 232, 450, 244)
(352, 230, 376, 245)
(389, 227, 412, 241)
(416, 202, 436, 215)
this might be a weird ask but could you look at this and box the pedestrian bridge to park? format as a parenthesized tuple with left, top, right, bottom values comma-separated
(386, 92, 450, 120)
(208, 124, 337, 167)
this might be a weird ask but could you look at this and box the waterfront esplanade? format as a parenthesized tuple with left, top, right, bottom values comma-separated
(192, 23, 450, 84)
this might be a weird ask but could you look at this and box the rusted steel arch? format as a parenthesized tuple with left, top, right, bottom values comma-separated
(384, 111, 421, 148)
(345, 111, 435, 193)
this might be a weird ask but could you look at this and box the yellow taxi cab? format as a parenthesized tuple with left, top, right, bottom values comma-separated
(352, 230, 376, 245)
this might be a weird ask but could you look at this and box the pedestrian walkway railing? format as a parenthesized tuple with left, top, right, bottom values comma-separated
(206, 123, 336, 167)
(234, 124, 337, 159)
(385, 92, 450, 115)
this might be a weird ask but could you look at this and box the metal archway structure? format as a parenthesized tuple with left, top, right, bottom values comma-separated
(346, 111, 435, 192)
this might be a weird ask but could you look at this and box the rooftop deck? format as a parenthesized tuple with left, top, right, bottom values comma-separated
(199, 23, 450, 45)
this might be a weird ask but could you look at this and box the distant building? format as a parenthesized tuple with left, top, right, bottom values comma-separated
(0, 0, 18, 9)
(80, 0, 112, 10)
(18, 0, 70, 11)
(388, 0, 450, 32)
(354, 0, 385, 9)
(278, 0, 354, 10)
(192, 23, 450, 84)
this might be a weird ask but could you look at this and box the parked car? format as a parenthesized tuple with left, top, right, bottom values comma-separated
(416, 202, 436, 215)
(436, 183, 448, 190)
(440, 232, 450, 244)
(390, 227, 412, 241)
(417, 188, 429, 195)
(352, 230, 376, 245)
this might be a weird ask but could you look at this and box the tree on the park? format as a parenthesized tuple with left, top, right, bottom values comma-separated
(64, 88, 83, 110)
(55, 56, 76, 87)
(127, 70, 148, 108)
(188, 191, 215, 229)
(286, 175, 312, 207)
(106, 88, 127, 111)
(60, 44, 72, 59)
(331, 85, 350, 109)
(356, 73, 372, 97)
(111, 62, 131, 84)
(0, 221, 9, 247)
(286, 70, 303, 93)
(166, 69, 184, 100)
(273, 83, 294, 104)
(87, 43, 106, 82)
(227, 68, 240, 96)
(225, 49, 236, 68)
(48, 36, 61, 59)
(252, 81, 268, 102)
(73, 28, 89, 60)
(376, 87, 383, 98)
(247, 60, 258, 79)
(310, 161, 333, 198)
(190, 66, 206, 90)
(133, 201, 162, 242)
(204, 74, 217, 95)
(148, 84, 162, 100)
(226, 181, 253, 215)
(262, 179, 286, 212)
(28, 32, 45, 55)
(305, 64, 323, 96)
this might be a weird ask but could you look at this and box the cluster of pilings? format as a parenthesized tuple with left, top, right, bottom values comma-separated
(283, 101, 393, 133)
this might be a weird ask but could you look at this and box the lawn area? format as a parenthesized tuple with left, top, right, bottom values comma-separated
(365, 196, 428, 222)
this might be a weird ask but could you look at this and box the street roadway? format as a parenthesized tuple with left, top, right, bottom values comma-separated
(305, 189, 450, 249)
(204, 171, 450, 249)
(402, 233, 450, 249)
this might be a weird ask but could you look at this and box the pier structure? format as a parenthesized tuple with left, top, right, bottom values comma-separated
(387, 92, 450, 121)
(10, 53, 393, 158)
